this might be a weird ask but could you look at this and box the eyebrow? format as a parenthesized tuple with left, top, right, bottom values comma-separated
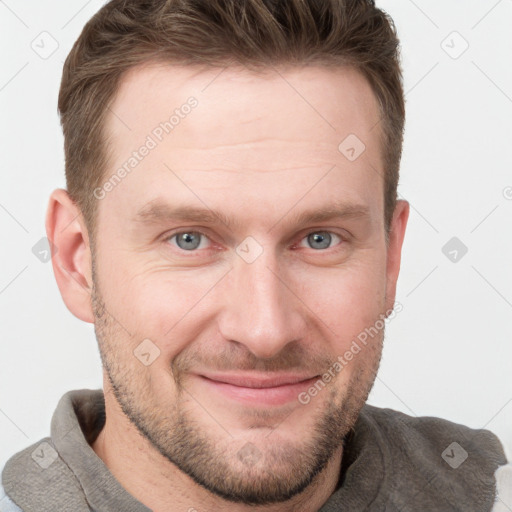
(134, 199, 371, 231)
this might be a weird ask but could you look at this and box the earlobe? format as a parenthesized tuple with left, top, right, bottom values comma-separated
(45, 188, 95, 323)
(385, 199, 410, 312)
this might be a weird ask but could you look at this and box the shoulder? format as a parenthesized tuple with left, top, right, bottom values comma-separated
(0, 472, 23, 511)
(1, 436, 90, 512)
(359, 403, 506, 464)
(356, 404, 509, 509)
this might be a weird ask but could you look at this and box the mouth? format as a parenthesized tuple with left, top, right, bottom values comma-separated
(194, 372, 320, 407)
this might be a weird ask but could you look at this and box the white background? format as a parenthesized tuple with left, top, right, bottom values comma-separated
(1, 0, 511, 472)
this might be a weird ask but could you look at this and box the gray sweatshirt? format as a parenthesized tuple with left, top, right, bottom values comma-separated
(0, 389, 509, 511)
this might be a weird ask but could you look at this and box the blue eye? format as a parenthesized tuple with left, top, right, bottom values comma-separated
(166, 230, 342, 253)
(301, 231, 342, 250)
(169, 231, 210, 251)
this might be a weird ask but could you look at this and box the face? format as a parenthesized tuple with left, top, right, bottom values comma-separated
(89, 62, 404, 505)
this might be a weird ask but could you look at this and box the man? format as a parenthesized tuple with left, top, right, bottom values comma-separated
(1, 0, 510, 510)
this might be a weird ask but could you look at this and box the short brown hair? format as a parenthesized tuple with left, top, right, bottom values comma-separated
(58, 0, 404, 237)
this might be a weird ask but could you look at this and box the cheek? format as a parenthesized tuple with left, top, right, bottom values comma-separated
(97, 242, 388, 361)
(104, 265, 225, 353)
(296, 259, 387, 344)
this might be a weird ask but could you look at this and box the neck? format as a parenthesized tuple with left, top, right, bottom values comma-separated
(91, 388, 344, 512)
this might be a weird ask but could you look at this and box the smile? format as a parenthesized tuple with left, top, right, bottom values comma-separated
(195, 372, 320, 406)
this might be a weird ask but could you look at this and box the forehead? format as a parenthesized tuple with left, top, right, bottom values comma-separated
(106, 61, 381, 151)
(99, 62, 383, 229)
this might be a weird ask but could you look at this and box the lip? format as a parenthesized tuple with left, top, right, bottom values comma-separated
(194, 372, 320, 406)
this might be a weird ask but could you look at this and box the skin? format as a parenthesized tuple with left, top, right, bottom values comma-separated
(47, 63, 409, 512)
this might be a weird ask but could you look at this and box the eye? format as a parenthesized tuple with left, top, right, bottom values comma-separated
(167, 231, 211, 251)
(299, 231, 342, 250)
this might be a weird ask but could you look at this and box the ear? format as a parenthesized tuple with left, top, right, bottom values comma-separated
(385, 199, 409, 312)
(45, 188, 94, 323)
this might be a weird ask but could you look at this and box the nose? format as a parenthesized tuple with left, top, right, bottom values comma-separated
(216, 248, 307, 359)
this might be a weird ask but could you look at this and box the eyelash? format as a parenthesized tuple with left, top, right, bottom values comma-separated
(164, 229, 347, 254)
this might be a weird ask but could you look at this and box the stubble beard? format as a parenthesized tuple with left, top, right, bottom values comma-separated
(90, 273, 383, 505)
